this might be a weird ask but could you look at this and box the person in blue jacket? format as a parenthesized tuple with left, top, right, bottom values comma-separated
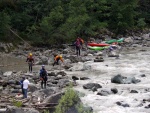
(39, 65, 48, 89)
(20, 77, 25, 96)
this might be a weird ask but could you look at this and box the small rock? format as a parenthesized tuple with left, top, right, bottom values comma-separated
(83, 83, 102, 90)
(140, 74, 146, 77)
(80, 77, 90, 80)
(111, 88, 118, 94)
(130, 90, 138, 93)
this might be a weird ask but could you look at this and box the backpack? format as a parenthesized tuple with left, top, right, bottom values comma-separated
(41, 69, 47, 77)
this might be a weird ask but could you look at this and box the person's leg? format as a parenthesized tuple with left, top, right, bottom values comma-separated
(21, 86, 24, 95)
(23, 89, 27, 98)
(44, 80, 46, 89)
(53, 62, 56, 66)
(41, 80, 43, 89)
(78, 48, 81, 56)
(56, 59, 59, 65)
(30, 64, 32, 72)
(76, 46, 79, 56)
(28, 63, 31, 72)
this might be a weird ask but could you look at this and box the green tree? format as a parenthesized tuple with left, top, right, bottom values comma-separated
(0, 11, 10, 41)
(108, 0, 139, 33)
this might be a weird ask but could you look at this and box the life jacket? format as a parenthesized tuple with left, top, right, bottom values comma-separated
(75, 39, 81, 47)
(40, 69, 47, 78)
(55, 55, 63, 62)
(27, 56, 34, 62)
(79, 38, 84, 44)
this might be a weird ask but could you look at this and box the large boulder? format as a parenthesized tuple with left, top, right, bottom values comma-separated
(43, 92, 63, 104)
(28, 83, 38, 92)
(111, 74, 141, 84)
(31, 88, 55, 104)
(124, 37, 134, 43)
(111, 74, 124, 84)
(57, 79, 70, 88)
(3, 71, 13, 77)
(38, 56, 48, 65)
(83, 83, 102, 90)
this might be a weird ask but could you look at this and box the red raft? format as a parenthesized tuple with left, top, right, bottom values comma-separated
(87, 43, 110, 47)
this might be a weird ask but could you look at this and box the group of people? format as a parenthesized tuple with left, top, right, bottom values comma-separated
(21, 52, 65, 98)
(21, 37, 119, 98)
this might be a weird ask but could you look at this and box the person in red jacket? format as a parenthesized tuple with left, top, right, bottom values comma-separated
(26, 53, 34, 73)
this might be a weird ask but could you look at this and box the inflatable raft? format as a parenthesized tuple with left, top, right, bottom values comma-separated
(88, 46, 109, 51)
(87, 43, 110, 47)
(105, 38, 124, 44)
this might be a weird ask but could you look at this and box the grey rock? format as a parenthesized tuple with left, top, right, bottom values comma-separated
(111, 74, 124, 84)
(57, 79, 70, 88)
(28, 83, 38, 92)
(72, 76, 79, 80)
(47, 72, 56, 76)
(3, 71, 13, 77)
(80, 77, 90, 80)
(5, 106, 39, 113)
(43, 92, 63, 104)
(8, 80, 16, 85)
(94, 59, 104, 62)
(140, 74, 146, 77)
(56, 71, 67, 76)
(97, 89, 112, 96)
(39, 56, 48, 65)
(11, 89, 20, 93)
(130, 90, 138, 93)
(111, 88, 118, 94)
(83, 83, 102, 90)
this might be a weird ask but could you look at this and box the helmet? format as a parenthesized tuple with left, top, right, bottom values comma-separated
(59, 55, 62, 58)
(29, 53, 32, 56)
(42, 65, 45, 67)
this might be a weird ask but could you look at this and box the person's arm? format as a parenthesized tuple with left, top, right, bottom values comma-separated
(60, 58, 64, 62)
(26, 58, 28, 62)
(32, 58, 34, 63)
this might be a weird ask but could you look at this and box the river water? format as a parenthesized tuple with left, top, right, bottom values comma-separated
(69, 47, 150, 113)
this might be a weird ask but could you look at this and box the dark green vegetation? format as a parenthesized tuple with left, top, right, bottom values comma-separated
(0, 0, 149, 45)
(54, 87, 92, 113)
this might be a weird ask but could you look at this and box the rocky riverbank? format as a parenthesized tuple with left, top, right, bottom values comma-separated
(0, 32, 150, 113)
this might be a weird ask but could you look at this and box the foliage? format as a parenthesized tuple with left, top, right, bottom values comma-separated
(76, 103, 92, 113)
(54, 86, 80, 113)
(0, 11, 10, 41)
(0, 0, 149, 45)
(43, 109, 50, 113)
(12, 99, 23, 107)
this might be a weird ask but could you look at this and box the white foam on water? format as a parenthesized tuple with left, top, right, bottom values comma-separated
(72, 47, 150, 113)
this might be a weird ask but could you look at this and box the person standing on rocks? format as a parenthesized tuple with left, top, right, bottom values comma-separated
(74, 38, 81, 56)
(23, 77, 30, 98)
(40, 65, 48, 89)
(20, 77, 25, 96)
(53, 54, 64, 66)
(26, 53, 34, 73)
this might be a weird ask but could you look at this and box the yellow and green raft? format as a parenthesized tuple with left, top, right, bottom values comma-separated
(88, 46, 109, 51)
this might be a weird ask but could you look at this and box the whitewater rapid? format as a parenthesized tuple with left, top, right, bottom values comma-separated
(70, 47, 150, 113)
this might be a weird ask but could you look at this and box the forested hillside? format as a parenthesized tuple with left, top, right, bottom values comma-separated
(0, 0, 150, 45)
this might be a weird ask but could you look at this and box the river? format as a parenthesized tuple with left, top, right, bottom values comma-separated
(69, 47, 150, 113)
